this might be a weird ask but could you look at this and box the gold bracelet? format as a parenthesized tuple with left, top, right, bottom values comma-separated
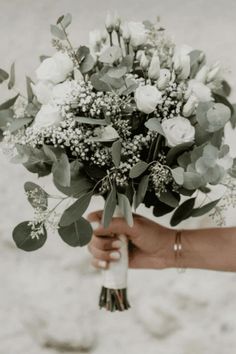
(174, 230, 186, 273)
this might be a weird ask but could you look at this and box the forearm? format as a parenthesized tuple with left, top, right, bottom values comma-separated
(166, 227, 236, 272)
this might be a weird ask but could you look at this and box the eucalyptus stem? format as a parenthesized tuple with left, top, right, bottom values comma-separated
(109, 32, 113, 46)
(59, 23, 80, 67)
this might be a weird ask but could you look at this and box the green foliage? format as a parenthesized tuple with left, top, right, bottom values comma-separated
(8, 117, 33, 133)
(99, 46, 122, 64)
(0, 68, 9, 83)
(183, 172, 203, 190)
(145, 118, 164, 135)
(52, 153, 71, 187)
(102, 186, 117, 228)
(191, 199, 220, 217)
(0, 109, 14, 129)
(196, 102, 231, 132)
(90, 73, 111, 91)
(118, 193, 133, 227)
(171, 167, 184, 185)
(24, 181, 48, 210)
(50, 24, 67, 40)
(26, 76, 34, 102)
(107, 67, 127, 79)
(59, 192, 92, 226)
(112, 140, 122, 167)
(129, 161, 149, 178)
(170, 198, 196, 226)
(80, 54, 96, 74)
(58, 217, 92, 247)
(0, 94, 19, 110)
(8, 62, 15, 90)
(166, 142, 194, 165)
(134, 175, 149, 209)
(56, 13, 72, 28)
(159, 190, 180, 208)
(75, 117, 107, 125)
(13, 222, 47, 251)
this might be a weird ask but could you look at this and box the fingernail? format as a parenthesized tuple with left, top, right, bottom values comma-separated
(98, 260, 107, 269)
(112, 240, 122, 249)
(91, 221, 100, 231)
(110, 251, 121, 260)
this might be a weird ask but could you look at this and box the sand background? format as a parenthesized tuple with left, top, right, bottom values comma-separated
(1, 1, 236, 353)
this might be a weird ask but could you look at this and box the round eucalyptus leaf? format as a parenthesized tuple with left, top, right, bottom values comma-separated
(58, 217, 93, 247)
(13, 222, 47, 251)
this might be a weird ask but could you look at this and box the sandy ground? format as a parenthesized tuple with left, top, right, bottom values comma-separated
(1, 1, 236, 353)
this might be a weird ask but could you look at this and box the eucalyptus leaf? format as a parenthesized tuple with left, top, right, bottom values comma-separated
(191, 198, 220, 217)
(118, 193, 133, 227)
(102, 186, 117, 228)
(171, 167, 184, 185)
(43, 144, 58, 162)
(170, 198, 196, 226)
(26, 76, 34, 102)
(0, 68, 9, 83)
(58, 217, 93, 247)
(107, 67, 127, 79)
(99, 46, 122, 64)
(129, 161, 149, 178)
(0, 94, 19, 110)
(0, 109, 13, 128)
(145, 118, 164, 135)
(134, 175, 149, 209)
(159, 190, 180, 208)
(112, 140, 122, 167)
(52, 153, 71, 187)
(59, 192, 92, 227)
(166, 142, 194, 165)
(13, 221, 47, 251)
(57, 13, 72, 28)
(9, 117, 33, 133)
(80, 54, 96, 74)
(50, 24, 66, 40)
(183, 172, 203, 190)
(24, 181, 48, 210)
(90, 73, 111, 91)
(75, 117, 107, 125)
(8, 62, 15, 90)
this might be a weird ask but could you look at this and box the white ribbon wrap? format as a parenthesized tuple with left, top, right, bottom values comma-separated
(102, 206, 129, 289)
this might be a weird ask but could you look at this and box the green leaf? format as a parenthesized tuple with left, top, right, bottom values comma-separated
(0, 68, 9, 83)
(129, 161, 149, 178)
(213, 93, 234, 115)
(24, 181, 48, 210)
(76, 46, 90, 62)
(171, 167, 184, 185)
(62, 13, 72, 28)
(59, 192, 92, 227)
(90, 73, 111, 91)
(8, 62, 15, 90)
(183, 172, 203, 190)
(230, 104, 236, 129)
(43, 144, 58, 162)
(26, 76, 34, 102)
(80, 54, 96, 74)
(107, 67, 127, 79)
(58, 217, 92, 247)
(39, 55, 50, 62)
(166, 142, 194, 165)
(75, 117, 107, 125)
(159, 190, 180, 208)
(112, 140, 122, 167)
(50, 24, 66, 40)
(118, 193, 133, 227)
(99, 46, 122, 64)
(170, 198, 196, 226)
(145, 118, 164, 135)
(52, 153, 71, 187)
(102, 187, 117, 228)
(153, 199, 175, 217)
(196, 102, 231, 132)
(0, 94, 19, 110)
(134, 175, 149, 209)
(13, 221, 47, 251)
(8, 117, 33, 133)
(191, 199, 220, 217)
(0, 109, 14, 128)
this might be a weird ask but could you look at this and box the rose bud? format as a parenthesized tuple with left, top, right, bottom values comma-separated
(148, 51, 160, 80)
(105, 12, 115, 32)
(157, 69, 171, 90)
(195, 65, 209, 83)
(182, 95, 197, 117)
(140, 52, 149, 70)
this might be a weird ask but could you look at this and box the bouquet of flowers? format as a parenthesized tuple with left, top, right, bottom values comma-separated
(1, 12, 236, 311)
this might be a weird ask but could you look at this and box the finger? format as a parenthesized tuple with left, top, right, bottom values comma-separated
(87, 210, 103, 223)
(88, 245, 121, 262)
(91, 235, 121, 251)
(93, 217, 135, 238)
(91, 258, 108, 270)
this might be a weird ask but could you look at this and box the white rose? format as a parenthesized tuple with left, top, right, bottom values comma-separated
(33, 104, 63, 129)
(36, 52, 73, 84)
(135, 85, 162, 114)
(161, 116, 195, 147)
(188, 79, 212, 102)
(31, 81, 54, 105)
(127, 22, 147, 47)
(173, 45, 192, 80)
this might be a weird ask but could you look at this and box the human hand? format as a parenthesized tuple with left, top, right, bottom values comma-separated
(87, 211, 175, 270)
